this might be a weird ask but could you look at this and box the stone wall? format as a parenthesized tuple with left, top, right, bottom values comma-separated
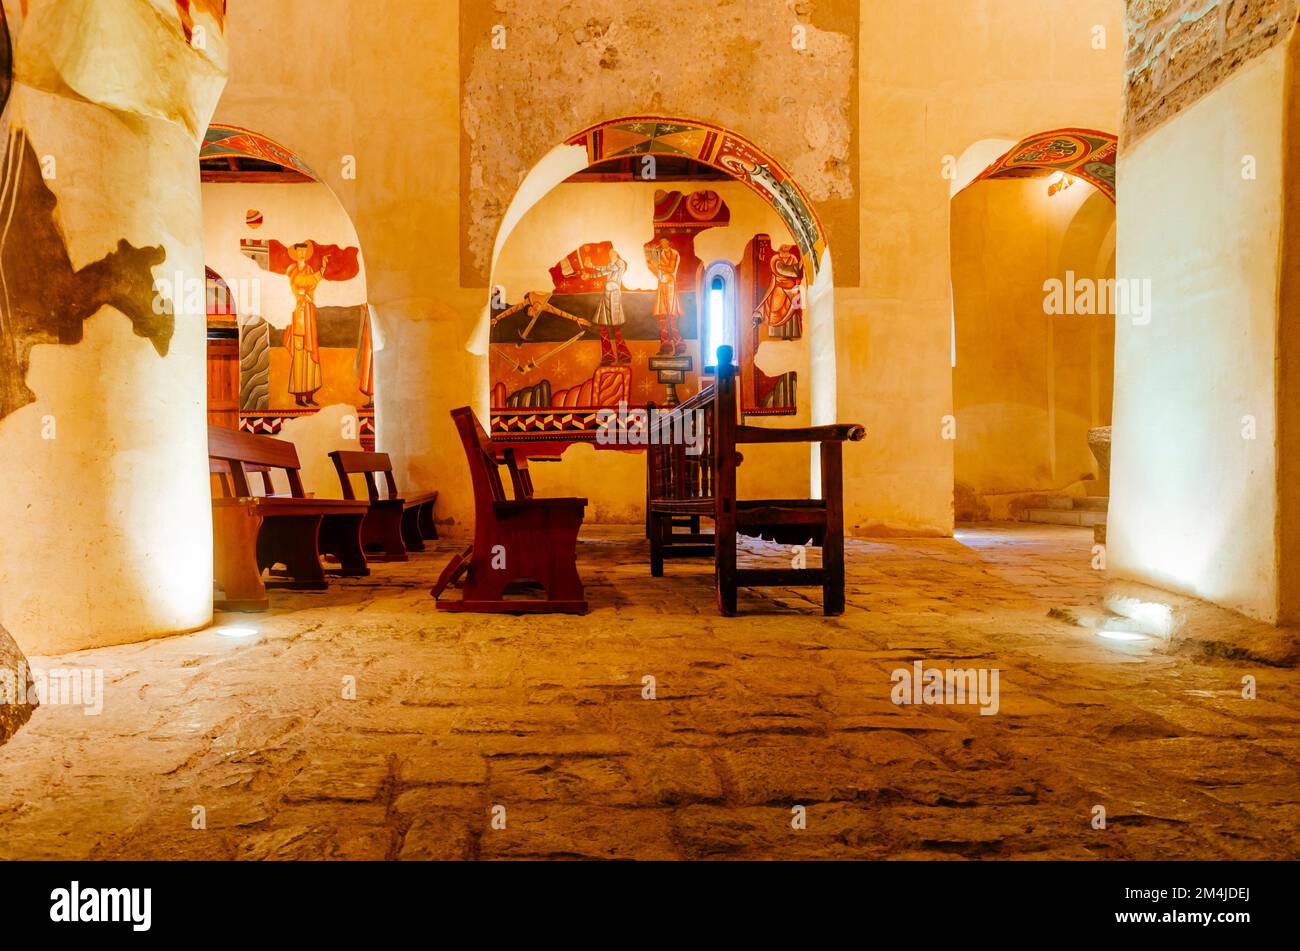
(459, 0, 859, 286)
(1126, 0, 1300, 141)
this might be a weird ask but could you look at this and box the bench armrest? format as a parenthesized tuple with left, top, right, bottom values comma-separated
(736, 423, 865, 445)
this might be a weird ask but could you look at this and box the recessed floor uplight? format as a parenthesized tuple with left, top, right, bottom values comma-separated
(216, 626, 259, 639)
(1097, 629, 1147, 642)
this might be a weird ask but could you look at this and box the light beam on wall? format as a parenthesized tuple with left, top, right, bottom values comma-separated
(1047, 172, 1077, 197)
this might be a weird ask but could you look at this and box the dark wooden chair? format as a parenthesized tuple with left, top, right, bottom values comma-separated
(431, 407, 588, 613)
(328, 450, 439, 561)
(645, 386, 717, 575)
(209, 427, 371, 605)
(648, 346, 863, 616)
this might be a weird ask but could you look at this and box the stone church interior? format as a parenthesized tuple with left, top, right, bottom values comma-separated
(1, 0, 1299, 891)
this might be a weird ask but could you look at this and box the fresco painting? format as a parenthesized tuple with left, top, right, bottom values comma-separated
(973, 128, 1118, 203)
(568, 117, 827, 277)
(236, 237, 374, 421)
(0, 129, 171, 422)
(490, 187, 804, 442)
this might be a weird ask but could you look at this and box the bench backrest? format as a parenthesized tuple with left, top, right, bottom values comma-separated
(208, 426, 306, 499)
(329, 449, 400, 502)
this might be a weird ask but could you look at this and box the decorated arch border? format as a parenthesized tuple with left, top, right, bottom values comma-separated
(202, 123, 318, 180)
(973, 128, 1117, 203)
(567, 116, 829, 276)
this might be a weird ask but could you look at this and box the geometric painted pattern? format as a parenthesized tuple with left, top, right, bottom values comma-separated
(241, 410, 376, 451)
(568, 116, 829, 276)
(490, 408, 614, 443)
(974, 128, 1117, 203)
(202, 123, 317, 180)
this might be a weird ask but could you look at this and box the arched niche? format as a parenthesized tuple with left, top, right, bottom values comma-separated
(479, 116, 838, 504)
(948, 128, 1119, 521)
(199, 123, 380, 498)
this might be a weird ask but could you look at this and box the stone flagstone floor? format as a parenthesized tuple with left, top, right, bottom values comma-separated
(0, 524, 1297, 860)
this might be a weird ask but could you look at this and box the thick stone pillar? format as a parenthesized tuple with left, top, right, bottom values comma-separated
(0, 0, 227, 653)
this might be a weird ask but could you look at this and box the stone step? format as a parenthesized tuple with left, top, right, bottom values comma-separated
(1029, 495, 1110, 513)
(1039, 496, 1076, 510)
(1022, 508, 1107, 527)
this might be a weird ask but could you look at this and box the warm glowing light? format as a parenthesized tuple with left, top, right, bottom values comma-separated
(216, 626, 260, 639)
(1047, 172, 1077, 197)
(1114, 600, 1173, 635)
(1098, 628, 1147, 642)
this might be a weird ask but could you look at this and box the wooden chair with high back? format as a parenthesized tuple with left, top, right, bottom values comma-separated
(654, 346, 863, 616)
(431, 406, 589, 613)
(645, 385, 718, 575)
(713, 344, 864, 615)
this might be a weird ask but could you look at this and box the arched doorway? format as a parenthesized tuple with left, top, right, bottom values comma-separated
(948, 129, 1118, 531)
(481, 116, 838, 515)
(199, 123, 378, 494)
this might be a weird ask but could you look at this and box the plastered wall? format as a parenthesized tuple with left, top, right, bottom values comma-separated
(1111, 46, 1288, 622)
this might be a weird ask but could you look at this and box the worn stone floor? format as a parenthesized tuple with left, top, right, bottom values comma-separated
(0, 524, 1297, 860)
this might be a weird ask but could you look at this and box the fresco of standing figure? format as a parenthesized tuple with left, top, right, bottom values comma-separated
(646, 237, 686, 356)
(754, 243, 804, 342)
(588, 250, 631, 366)
(285, 242, 328, 406)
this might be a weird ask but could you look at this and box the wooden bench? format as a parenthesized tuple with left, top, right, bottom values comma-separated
(648, 345, 864, 616)
(432, 406, 588, 613)
(328, 450, 439, 560)
(209, 427, 371, 608)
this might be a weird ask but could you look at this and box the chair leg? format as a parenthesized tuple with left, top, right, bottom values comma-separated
(418, 501, 438, 540)
(212, 503, 267, 610)
(650, 513, 665, 577)
(823, 534, 845, 616)
(820, 441, 846, 616)
(364, 504, 408, 561)
(402, 506, 426, 552)
(716, 520, 737, 617)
